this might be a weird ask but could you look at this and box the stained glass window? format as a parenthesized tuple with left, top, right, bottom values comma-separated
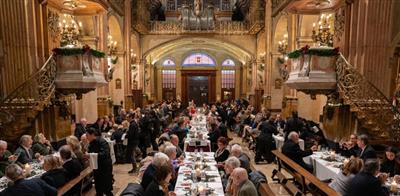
(162, 59, 176, 66)
(221, 59, 235, 66)
(182, 53, 216, 66)
(221, 70, 235, 89)
(162, 70, 176, 88)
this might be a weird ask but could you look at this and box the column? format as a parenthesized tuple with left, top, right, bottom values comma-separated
(263, 0, 273, 108)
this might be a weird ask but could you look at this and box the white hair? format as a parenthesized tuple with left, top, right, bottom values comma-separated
(225, 156, 240, 168)
(0, 140, 7, 148)
(288, 131, 298, 141)
(231, 144, 242, 154)
(164, 145, 177, 157)
(152, 152, 170, 167)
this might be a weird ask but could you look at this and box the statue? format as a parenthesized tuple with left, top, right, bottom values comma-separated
(194, 0, 203, 17)
(232, 0, 249, 21)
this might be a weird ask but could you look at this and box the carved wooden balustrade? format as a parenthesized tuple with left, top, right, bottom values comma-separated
(336, 54, 400, 141)
(0, 54, 57, 141)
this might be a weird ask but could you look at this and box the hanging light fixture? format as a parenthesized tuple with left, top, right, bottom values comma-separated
(58, 14, 82, 47)
(278, 34, 288, 55)
(312, 13, 334, 47)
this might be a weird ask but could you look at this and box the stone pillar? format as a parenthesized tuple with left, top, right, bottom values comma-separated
(124, 0, 132, 108)
(263, 0, 273, 108)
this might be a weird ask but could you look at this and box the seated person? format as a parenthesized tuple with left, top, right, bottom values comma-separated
(230, 144, 251, 173)
(66, 135, 87, 168)
(32, 133, 53, 156)
(329, 157, 363, 195)
(15, 135, 35, 164)
(170, 134, 184, 158)
(59, 145, 83, 180)
(357, 134, 377, 161)
(339, 134, 360, 157)
(141, 152, 170, 190)
(0, 164, 57, 196)
(380, 146, 400, 177)
(41, 155, 68, 188)
(223, 157, 241, 194)
(346, 159, 389, 196)
(144, 164, 175, 196)
(231, 168, 258, 196)
(0, 140, 17, 177)
(215, 137, 230, 163)
(282, 131, 317, 173)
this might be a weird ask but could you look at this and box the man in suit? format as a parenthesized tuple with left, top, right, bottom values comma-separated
(255, 117, 278, 163)
(231, 167, 258, 196)
(86, 127, 114, 196)
(0, 140, 17, 178)
(282, 132, 317, 173)
(14, 135, 35, 164)
(283, 111, 304, 141)
(230, 144, 251, 173)
(126, 113, 140, 173)
(0, 164, 57, 196)
(170, 134, 184, 158)
(346, 159, 389, 196)
(357, 134, 377, 161)
(59, 145, 83, 180)
(74, 118, 87, 140)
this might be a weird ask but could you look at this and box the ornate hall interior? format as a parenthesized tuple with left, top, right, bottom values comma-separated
(1, 0, 400, 195)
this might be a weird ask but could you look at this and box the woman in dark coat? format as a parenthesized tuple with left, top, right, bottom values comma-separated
(380, 146, 400, 177)
(215, 137, 230, 163)
(41, 155, 68, 189)
(144, 164, 175, 196)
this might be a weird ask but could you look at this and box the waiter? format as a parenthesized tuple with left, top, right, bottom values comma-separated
(86, 128, 113, 196)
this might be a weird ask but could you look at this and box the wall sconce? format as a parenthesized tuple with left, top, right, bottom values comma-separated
(278, 34, 288, 54)
(130, 49, 137, 70)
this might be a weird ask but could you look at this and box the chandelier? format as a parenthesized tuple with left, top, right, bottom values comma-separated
(278, 34, 288, 54)
(59, 14, 82, 47)
(312, 14, 334, 47)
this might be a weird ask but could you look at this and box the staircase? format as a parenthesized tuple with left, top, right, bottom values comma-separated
(336, 54, 400, 142)
(0, 54, 56, 142)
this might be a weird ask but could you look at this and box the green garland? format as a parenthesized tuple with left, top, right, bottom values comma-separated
(52, 45, 105, 58)
(287, 45, 339, 59)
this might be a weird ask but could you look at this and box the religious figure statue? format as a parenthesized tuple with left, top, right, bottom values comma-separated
(194, 0, 202, 17)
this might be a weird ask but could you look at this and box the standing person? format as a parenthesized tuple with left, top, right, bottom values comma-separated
(255, 117, 278, 163)
(283, 111, 304, 140)
(127, 113, 140, 174)
(139, 110, 152, 158)
(86, 128, 114, 196)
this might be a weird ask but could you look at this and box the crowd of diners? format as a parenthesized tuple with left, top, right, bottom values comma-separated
(0, 99, 399, 196)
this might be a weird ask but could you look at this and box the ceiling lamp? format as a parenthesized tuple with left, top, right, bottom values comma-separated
(63, 0, 87, 10)
(312, 13, 334, 47)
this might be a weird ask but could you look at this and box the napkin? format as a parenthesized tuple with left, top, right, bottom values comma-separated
(89, 153, 98, 170)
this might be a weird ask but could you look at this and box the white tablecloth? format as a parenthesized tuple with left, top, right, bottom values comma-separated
(303, 152, 342, 181)
(174, 152, 224, 196)
(273, 134, 305, 150)
(104, 138, 116, 164)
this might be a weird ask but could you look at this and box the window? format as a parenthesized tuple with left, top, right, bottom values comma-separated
(162, 70, 176, 88)
(221, 70, 235, 89)
(221, 59, 235, 66)
(167, 0, 176, 11)
(221, 0, 231, 11)
(182, 52, 216, 66)
(162, 58, 176, 66)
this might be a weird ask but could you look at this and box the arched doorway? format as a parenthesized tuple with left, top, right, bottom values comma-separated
(142, 37, 253, 105)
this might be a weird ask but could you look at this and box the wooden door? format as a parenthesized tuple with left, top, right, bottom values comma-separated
(181, 70, 216, 106)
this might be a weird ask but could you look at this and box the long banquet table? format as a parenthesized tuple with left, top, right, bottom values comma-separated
(174, 152, 224, 196)
(303, 151, 343, 181)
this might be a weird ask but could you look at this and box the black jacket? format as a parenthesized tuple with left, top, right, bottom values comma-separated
(345, 171, 389, 196)
(14, 146, 34, 164)
(0, 178, 57, 196)
(74, 123, 86, 140)
(127, 120, 140, 147)
(41, 168, 68, 188)
(215, 148, 230, 163)
(63, 158, 83, 180)
(380, 159, 400, 177)
(88, 137, 112, 170)
(141, 164, 156, 191)
(282, 140, 313, 170)
(144, 180, 164, 196)
(358, 145, 377, 161)
(283, 117, 304, 139)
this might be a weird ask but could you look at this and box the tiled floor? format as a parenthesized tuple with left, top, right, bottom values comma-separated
(83, 133, 292, 195)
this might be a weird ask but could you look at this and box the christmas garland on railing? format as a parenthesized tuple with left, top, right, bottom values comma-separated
(287, 45, 339, 59)
(52, 45, 105, 58)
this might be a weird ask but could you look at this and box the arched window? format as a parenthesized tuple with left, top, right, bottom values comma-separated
(221, 59, 235, 66)
(162, 58, 176, 66)
(182, 52, 216, 66)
